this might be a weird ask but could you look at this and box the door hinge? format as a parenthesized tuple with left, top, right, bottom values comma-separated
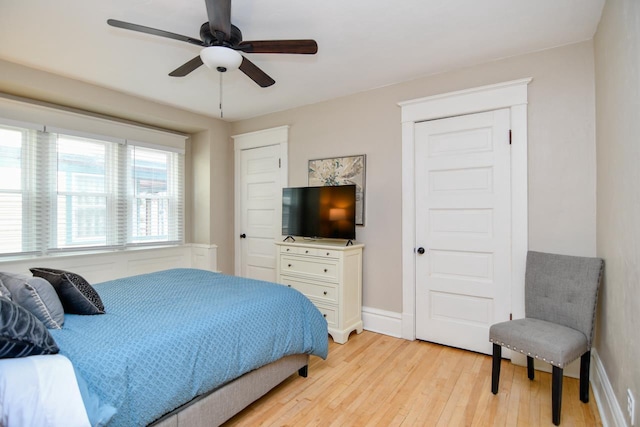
(509, 130, 512, 145)
(509, 313, 513, 320)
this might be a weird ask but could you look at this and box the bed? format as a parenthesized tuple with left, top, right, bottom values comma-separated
(0, 268, 329, 427)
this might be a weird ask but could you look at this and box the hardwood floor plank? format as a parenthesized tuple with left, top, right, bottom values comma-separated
(224, 331, 603, 426)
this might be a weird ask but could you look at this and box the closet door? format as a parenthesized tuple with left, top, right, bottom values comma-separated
(233, 126, 288, 282)
(414, 109, 511, 355)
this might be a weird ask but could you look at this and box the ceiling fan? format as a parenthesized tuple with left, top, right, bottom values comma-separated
(107, 0, 318, 88)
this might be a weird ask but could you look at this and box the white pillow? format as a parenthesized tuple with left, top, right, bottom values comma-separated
(0, 354, 90, 427)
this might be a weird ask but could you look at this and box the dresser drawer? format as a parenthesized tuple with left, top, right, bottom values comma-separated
(297, 247, 340, 258)
(316, 249, 339, 258)
(280, 255, 339, 282)
(314, 303, 338, 329)
(298, 247, 316, 256)
(278, 245, 339, 259)
(280, 245, 299, 254)
(280, 276, 338, 304)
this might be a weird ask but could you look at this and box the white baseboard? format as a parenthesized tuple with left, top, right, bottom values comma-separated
(591, 348, 628, 427)
(362, 306, 402, 338)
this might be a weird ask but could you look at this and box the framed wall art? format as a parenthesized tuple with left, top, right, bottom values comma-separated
(308, 154, 366, 225)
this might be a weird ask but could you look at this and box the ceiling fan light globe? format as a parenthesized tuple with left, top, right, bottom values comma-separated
(200, 46, 242, 72)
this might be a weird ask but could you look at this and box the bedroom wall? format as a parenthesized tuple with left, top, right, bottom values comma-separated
(0, 58, 235, 274)
(594, 0, 640, 424)
(230, 41, 597, 316)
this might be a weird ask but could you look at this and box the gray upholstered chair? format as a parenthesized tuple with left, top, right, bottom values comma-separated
(489, 251, 604, 426)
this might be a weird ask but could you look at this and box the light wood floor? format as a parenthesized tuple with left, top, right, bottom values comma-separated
(224, 331, 602, 426)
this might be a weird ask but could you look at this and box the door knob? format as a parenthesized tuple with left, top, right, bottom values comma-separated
(240, 233, 246, 239)
(417, 247, 425, 255)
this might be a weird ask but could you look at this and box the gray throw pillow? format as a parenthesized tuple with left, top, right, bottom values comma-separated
(30, 268, 105, 315)
(0, 296, 59, 358)
(0, 272, 65, 329)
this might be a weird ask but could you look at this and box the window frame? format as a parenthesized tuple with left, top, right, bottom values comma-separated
(0, 119, 185, 258)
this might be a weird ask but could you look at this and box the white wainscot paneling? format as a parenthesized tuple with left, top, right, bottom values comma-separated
(0, 244, 218, 283)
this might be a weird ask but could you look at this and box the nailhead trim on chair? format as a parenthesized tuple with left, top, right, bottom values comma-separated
(489, 338, 564, 368)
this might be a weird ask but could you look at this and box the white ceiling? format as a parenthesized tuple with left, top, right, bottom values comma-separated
(0, 0, 604, 122)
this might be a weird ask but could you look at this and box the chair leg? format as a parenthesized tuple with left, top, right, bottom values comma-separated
(580, 351, 591, 403)
(552, 365, 563, 426)
(527, 355, 535, 380)
(492, 343, 502, 394)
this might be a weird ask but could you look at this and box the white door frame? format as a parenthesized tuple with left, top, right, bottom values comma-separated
(398, 78, 531, 341)
(232, 125, 289, 276)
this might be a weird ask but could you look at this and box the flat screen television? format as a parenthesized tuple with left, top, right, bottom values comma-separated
(282, 185, 356, 240)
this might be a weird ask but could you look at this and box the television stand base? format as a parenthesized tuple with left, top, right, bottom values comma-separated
(346, 240, 354, 246)
(283, 235, 296, 242)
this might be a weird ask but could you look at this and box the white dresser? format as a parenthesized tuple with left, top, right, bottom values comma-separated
(275, 240, 364, 344)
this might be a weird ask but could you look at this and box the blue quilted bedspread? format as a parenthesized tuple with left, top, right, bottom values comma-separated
(49, 269, 328, 427)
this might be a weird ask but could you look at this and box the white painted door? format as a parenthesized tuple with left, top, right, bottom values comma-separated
(414, 109, 511, 355)
(238, 144, 282, 282)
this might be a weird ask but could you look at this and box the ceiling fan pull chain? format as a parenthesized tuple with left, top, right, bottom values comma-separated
(219, 72, 224, 119)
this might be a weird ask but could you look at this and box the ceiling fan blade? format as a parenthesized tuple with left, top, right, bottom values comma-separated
(169, 55, 204, 77)
(205, 0, 231, 41)
(237, 40, 318, 54)
(107, 19, 204, 47)
(239, 57, 275, 88)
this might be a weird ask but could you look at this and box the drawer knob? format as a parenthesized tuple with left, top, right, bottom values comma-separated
(305, 250, 309, 253)
(324, 268, 328, 273)
(323, 291, 327, 295)
(326, 252, 330, 256)
(286, 248, 290, 251)
(288, 264, 292, 267)
(288, 285, 292, 288)
(323, 314, 327, 318)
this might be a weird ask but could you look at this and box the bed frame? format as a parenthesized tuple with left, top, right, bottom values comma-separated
(0, 247, 310, 427)
(151, 354, 309, 427)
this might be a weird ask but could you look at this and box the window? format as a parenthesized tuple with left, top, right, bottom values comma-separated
(0, 127, 27, 254)
(0, 121, 184, 257)
(129, 145, 182, 244)
(56, 135, 110, 248)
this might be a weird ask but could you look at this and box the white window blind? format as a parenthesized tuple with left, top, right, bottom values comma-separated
(0, 121, 184, 257)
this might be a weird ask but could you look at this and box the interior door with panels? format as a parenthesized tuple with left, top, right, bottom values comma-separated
(414, 108, 511, 355)
(239, 144, 281, 282)
(233, 126, 288, 282)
